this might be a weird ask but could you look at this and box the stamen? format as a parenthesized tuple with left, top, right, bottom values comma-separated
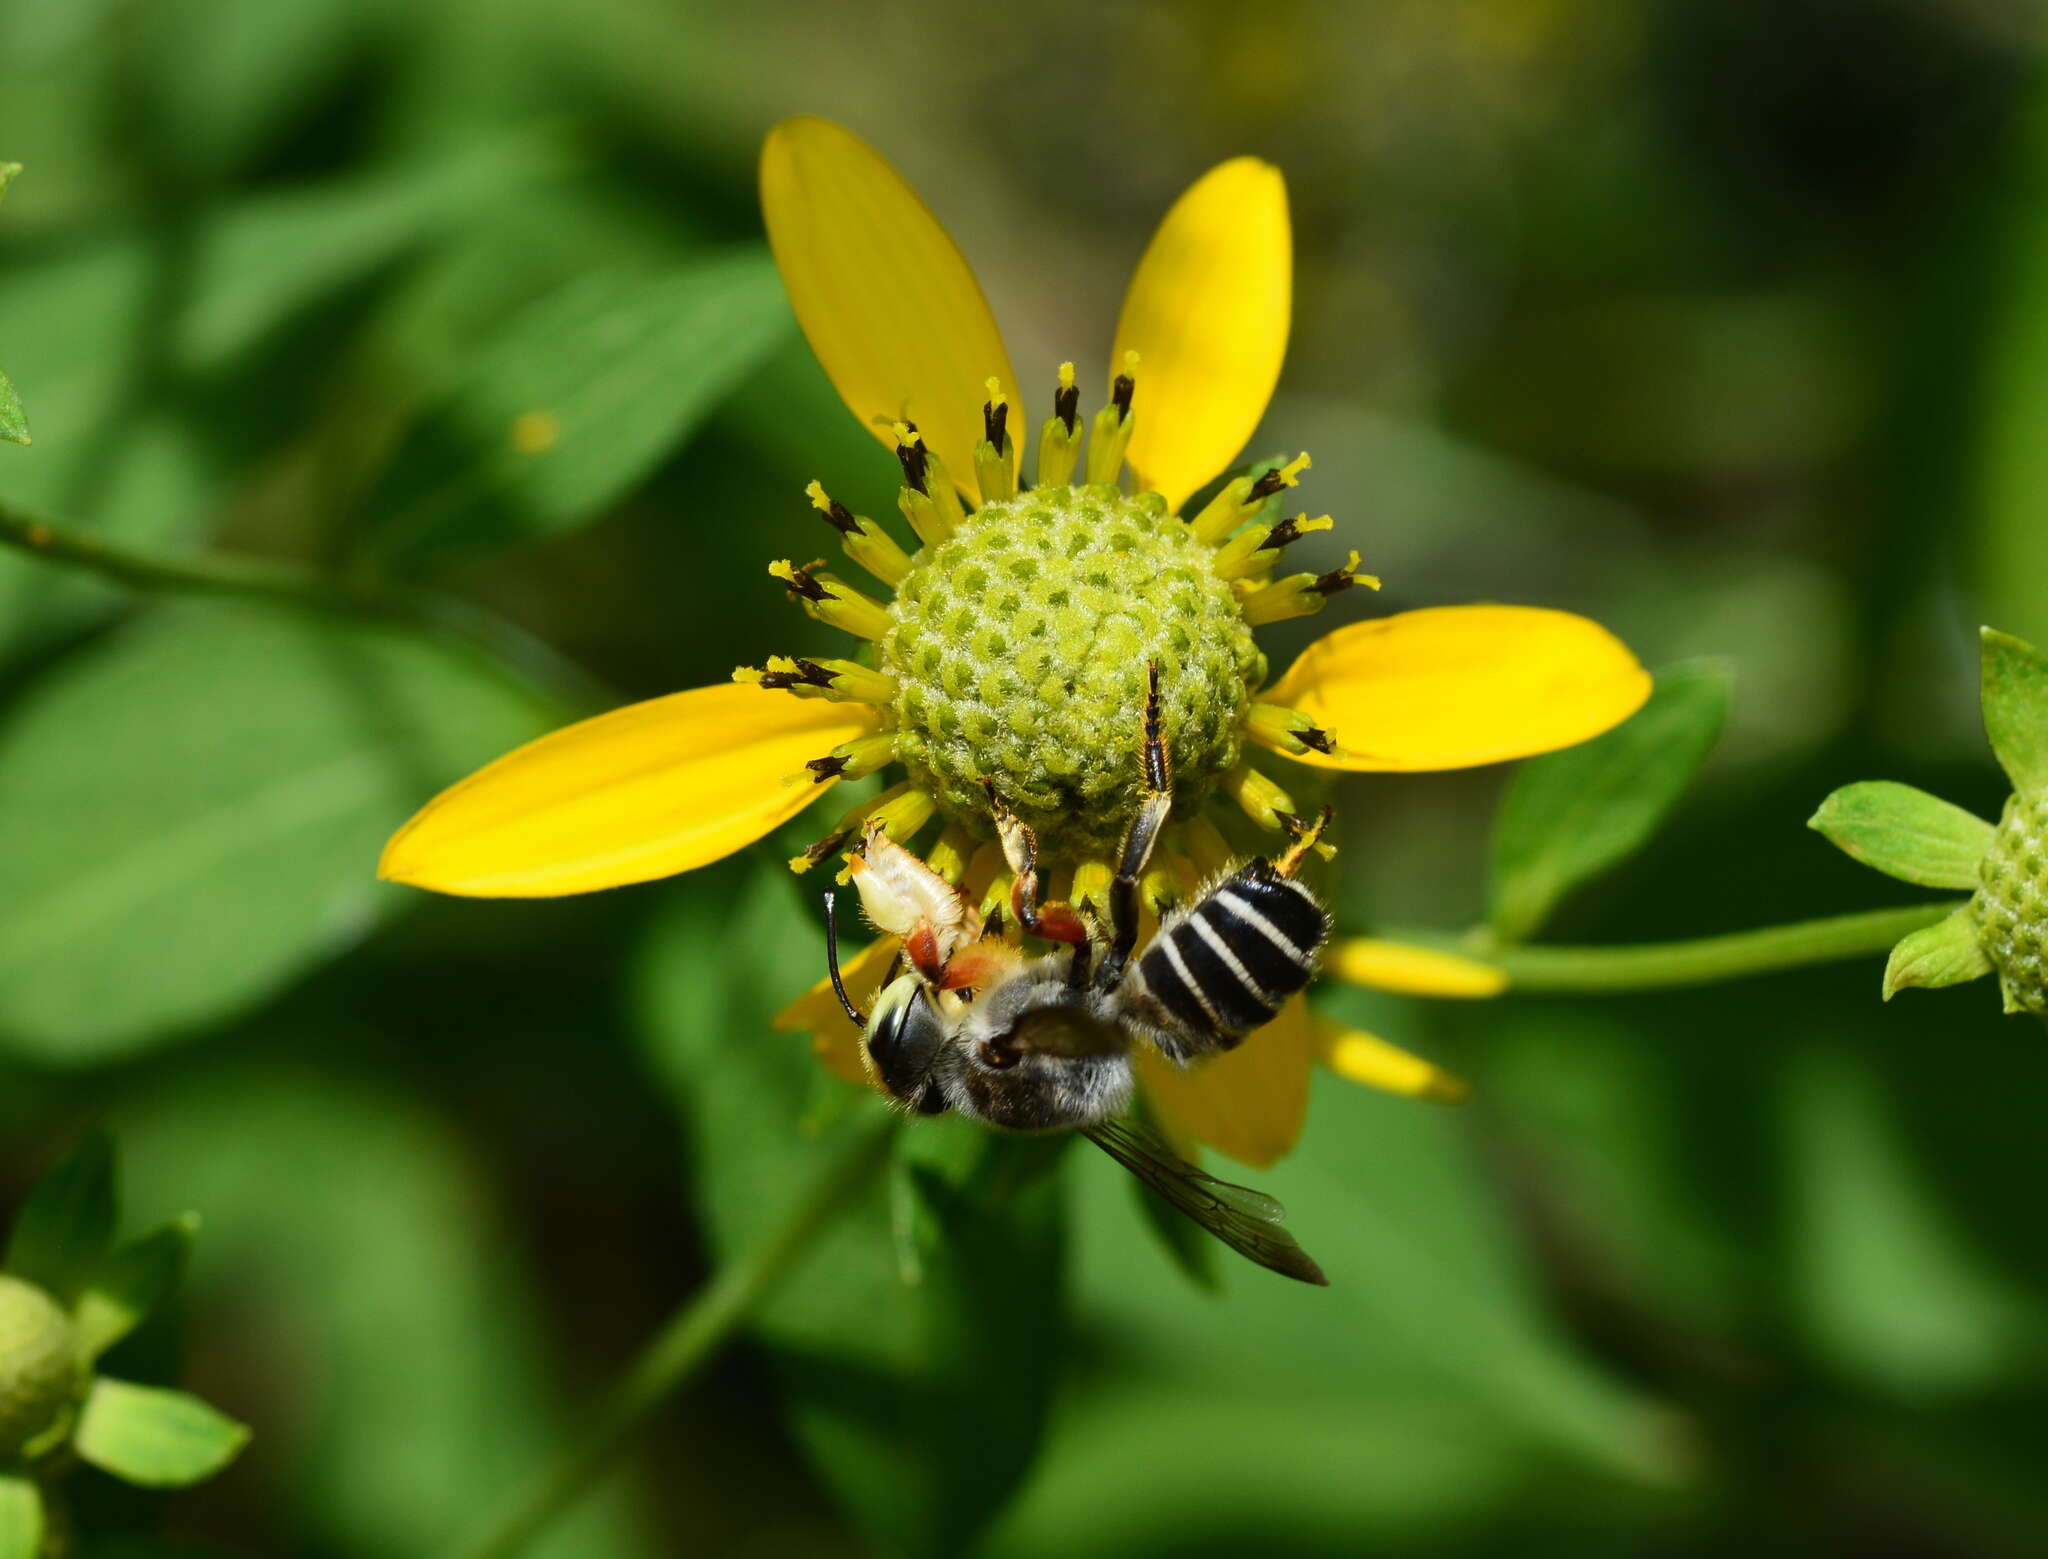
(1249, 450, 1312, 502)
(1213, 511, 1335, 580)
(1189, 451, 1311, 546)
(892, 426, 962, 549)
(1139, 859, 1182, 915)
(980, 869, 1017, 928)
(892, 422, 930, 493)
(1085, 351, 1138, 486)
(1221, 764, 1298, 831)
(1038, 362, 1082, 487)
(926, 823, 978, 886)
(893, 423, 961, 546)
(982, 378, 1010, 449)
(768, 559, 894, 640)
(1246, 701, 1339, 757)
(807, 732, 896, 784)
(734, 655, 897, 705)
(789, 781, 934, 874)
(1239, 550, 1379, 627)
(1073, 860, 1113, 914)
(807, 480, 911, 587)
(976, 375, 1017, 503)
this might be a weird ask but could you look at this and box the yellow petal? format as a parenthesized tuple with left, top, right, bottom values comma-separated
(1113, 158, 1290, 513)
(380, 685, 880, 897)
(1313, 1017, 1471, 1104)
(1328, 938, 1507, 998)
(774, 934, 902, 1085)
(761, 117, 1018, 502)
(1135, 993, 1312, 1169)
(1267, 606, 1651, 771)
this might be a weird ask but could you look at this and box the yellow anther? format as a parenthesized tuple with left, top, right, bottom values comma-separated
(1221, 764, 1298, 832)
(1188, 451, 1313, 546)
(806, 479, 912, 586)
(1240, 550, 1377, 627)
(984, 376, 1007, 411)
(769, 560, 893, 641)
(1058, 361, 1076, 391)
(1246, 700, 1340, 758)
(1214, 511, 1336, 580)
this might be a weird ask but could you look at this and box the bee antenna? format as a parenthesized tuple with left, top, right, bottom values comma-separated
(822, 888, 865, 1027)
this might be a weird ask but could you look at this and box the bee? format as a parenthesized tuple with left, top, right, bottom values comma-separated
(822, 667, 1332, 1284)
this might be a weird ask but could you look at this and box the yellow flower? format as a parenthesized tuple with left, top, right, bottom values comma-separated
(379, 117, 1646, 1164)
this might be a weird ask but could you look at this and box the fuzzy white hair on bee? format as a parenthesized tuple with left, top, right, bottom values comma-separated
(846, 819, 978, 981)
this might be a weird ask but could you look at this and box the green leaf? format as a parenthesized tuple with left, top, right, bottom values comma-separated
(73, 1377, 249, 1488)
(0, 603, 561, 1064)
(1808, 781, 1994, 889)
(0, 141, 546, 669)
(0, 1473, 42, 1559)
(4, 1132, 117, 1303)
(635, 871, 1067, 1559)
(1980, 628, 2048, 794)
(1882, 906, 1992, 999)
(1488, 659, 1732, 940)
(114, 1065, 641, 1557)
(74, 1213, 198, 1360)
(366, 252, 791, 555)
(1783, 1051, 2034, 1396)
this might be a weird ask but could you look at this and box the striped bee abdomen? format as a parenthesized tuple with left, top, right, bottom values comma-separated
(1132, 859, 1328, 1059)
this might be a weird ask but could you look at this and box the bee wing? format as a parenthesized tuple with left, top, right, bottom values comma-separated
(1083, 1118, 1329, 1286)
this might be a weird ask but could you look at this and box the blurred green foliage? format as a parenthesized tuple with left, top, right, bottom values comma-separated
(3, 0, 2048, 1555)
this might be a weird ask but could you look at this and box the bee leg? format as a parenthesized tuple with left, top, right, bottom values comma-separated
(1272, 805, 1334, 879)
(980, 779, 1089, 948)
(1101, 663, 1174, 982)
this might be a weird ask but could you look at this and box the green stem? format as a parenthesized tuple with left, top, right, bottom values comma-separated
(1476, 901, 1961, 993)
(448, 1114, 898, 1559)
(0, 500, 613, 712)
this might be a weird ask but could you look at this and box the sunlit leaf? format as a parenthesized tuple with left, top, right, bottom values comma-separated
(1882, 906, 1992, 999)
(3, 1131, 116, 1304)
(1489, 659, 1731, 940)
(74, 1378, 249, 1488)
(1980, 628, 2048, 795)
(366, 252, 791, 554)
(0, 604, 561, 1063)
(1809, 780, 1993, 889)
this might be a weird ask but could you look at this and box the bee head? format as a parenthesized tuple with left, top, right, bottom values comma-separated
(863, 973, 950, 1112)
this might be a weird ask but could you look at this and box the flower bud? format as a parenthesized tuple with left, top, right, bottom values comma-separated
(1972, 788, 2048, 1014)
(0, 1273, 81, 1459)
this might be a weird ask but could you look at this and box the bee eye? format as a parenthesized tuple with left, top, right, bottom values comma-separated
(978, 1039, 1020, 1070)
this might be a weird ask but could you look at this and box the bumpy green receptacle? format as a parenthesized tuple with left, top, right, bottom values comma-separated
(884, 485, 1260, 860)
(1973, 788, 2048, 1014)
(0, 1273, 80, 1459)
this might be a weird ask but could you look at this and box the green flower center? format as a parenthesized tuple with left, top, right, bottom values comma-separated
(0, 1273, 81, 1460)
(1974, 787, 2048, 1015)
(882, 485, 1261, 861)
